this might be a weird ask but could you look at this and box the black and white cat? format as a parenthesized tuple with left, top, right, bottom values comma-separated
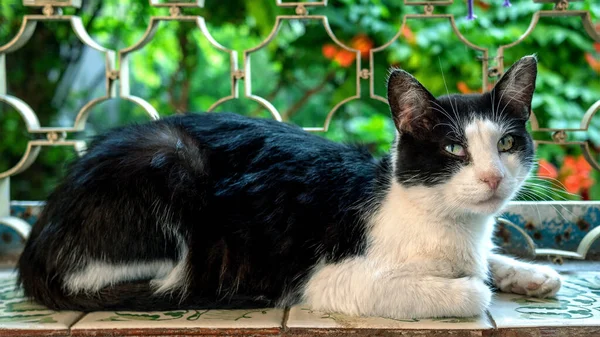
(17, 55, 561, 318)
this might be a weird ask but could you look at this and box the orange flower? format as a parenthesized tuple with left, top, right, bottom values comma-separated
(402, 26, 416, 45)
(580, 176, 595, 190)
(538, 159, 558, 179)
(575, 155, 593, 174)
(564, 175, 581, 194)
(322, 34, 370, 67)
(350, 34, 373, 59)
(457, 81, 477, 94)
(334, 49, 356, 67)
(585, 53, 600, 72)
(322, 44, 338, 59)
(456, 82, 494, 94)
(562, 155, 577, 172)
(557, 155, 596, 196)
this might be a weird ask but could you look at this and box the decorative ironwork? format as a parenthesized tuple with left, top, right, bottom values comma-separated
(0, 0, 598, 261)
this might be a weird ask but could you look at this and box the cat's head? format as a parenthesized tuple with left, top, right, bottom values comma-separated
(387, 55, 537, 216)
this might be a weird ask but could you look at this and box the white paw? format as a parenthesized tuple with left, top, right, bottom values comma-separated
(452, 277, 492, 317)
(494, 264, 561, 298)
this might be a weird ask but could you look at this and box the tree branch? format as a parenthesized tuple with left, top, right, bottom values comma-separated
(168, 25, 198, 113)
(281, 71, 335, 121)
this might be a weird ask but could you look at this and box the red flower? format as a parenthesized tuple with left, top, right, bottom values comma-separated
(457, 81, 477, 94)
(575, 155, 593, 174)
(334, 49, 356, 67)
(350, 34, 373, 59)
(563, 156, 576, 172)
(558, 155, 595, 196)
(322, 44, 338, 59)
(321, 35, 369, 68)
(401, 26, 417, 45)
(538, 159, 558, 179)
(456, 82, 495, 94)
(564, 175, 581, 194)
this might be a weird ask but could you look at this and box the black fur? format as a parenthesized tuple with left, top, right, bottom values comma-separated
(18, 112, 389, 311)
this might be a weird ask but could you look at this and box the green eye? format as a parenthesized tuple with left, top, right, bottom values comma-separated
(444, 144, 466, 156)
(498, 135, 515, 152)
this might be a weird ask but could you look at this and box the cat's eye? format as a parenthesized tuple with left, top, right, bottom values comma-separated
(498, 135, 515, 152)
(444, 144, 466, 157)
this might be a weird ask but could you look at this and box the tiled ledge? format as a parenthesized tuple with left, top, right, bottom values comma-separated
(0, 267, 599, 337)
(70, 309, 284, 336)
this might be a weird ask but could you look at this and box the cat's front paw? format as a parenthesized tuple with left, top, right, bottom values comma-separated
(494, 264, 561, 298)
(452, 277, 492, 317)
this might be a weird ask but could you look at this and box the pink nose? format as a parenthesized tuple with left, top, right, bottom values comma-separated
(479, 174, 503, 190)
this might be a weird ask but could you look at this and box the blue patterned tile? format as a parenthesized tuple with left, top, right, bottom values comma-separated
(496, 202, 600, 257)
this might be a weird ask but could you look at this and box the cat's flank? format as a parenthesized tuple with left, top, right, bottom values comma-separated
(18, 55, 561, 319)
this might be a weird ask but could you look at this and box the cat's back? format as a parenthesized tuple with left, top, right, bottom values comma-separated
(161, 112, 378, 183)
(168, 112, 360, 158)
(68, 111, 379, 206)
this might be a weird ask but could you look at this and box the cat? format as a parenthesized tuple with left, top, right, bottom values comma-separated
(17, 55, 561, 319)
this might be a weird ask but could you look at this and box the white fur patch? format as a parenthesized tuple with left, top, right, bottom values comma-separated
(63, 229, 190, 296)
(64, 260, 174, 293)
(151, 241, 190, 295)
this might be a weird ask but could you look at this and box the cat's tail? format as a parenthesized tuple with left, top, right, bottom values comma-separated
(16, 268, 172, 312)
(17, 272, 271, 312)
(18, 237, 270, 311)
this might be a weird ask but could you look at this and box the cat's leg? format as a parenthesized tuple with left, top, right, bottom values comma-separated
(488, 253, 561, 298)
(303, 259, 491, 319)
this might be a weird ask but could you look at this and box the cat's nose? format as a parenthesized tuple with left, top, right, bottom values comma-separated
(479, 173, 503, 190)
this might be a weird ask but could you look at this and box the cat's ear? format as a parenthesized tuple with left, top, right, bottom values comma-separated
(387, 69, 439, 134)
(492, 55, 538, 120)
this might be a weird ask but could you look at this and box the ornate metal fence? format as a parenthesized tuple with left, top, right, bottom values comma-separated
(0, 0, 599, 261)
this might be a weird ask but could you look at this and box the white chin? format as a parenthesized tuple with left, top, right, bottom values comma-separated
(467, 196, 507, 215)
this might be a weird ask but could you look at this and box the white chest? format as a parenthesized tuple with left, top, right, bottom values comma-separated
(365, 185, 495, 280)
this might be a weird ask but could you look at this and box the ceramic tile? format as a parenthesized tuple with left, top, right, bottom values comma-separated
(71, 308, 284, 335)
(0, 274, 83, 335)
(489, 271, 600, 328)
(500, 202, 600, 253)
(286, 306, 493, 330)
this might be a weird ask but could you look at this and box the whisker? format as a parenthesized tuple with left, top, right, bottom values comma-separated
(518, 186, 578, 220)
(513, 191, 544, 224)
(521, 183, 575, 201)
(438, 58, 461, 128)
(515, 190, 575, 224)
(524, 177, 580, 198)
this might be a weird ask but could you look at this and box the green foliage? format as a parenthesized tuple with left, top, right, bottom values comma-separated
(0, 0, 599, 200)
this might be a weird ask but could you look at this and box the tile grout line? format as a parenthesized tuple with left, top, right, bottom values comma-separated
(66, 312, 88, 336)
(281, 307, 290, 332)
(485, 309, 498, 331)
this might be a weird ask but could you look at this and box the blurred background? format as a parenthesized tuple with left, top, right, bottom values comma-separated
(0, 0, 599, 201)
